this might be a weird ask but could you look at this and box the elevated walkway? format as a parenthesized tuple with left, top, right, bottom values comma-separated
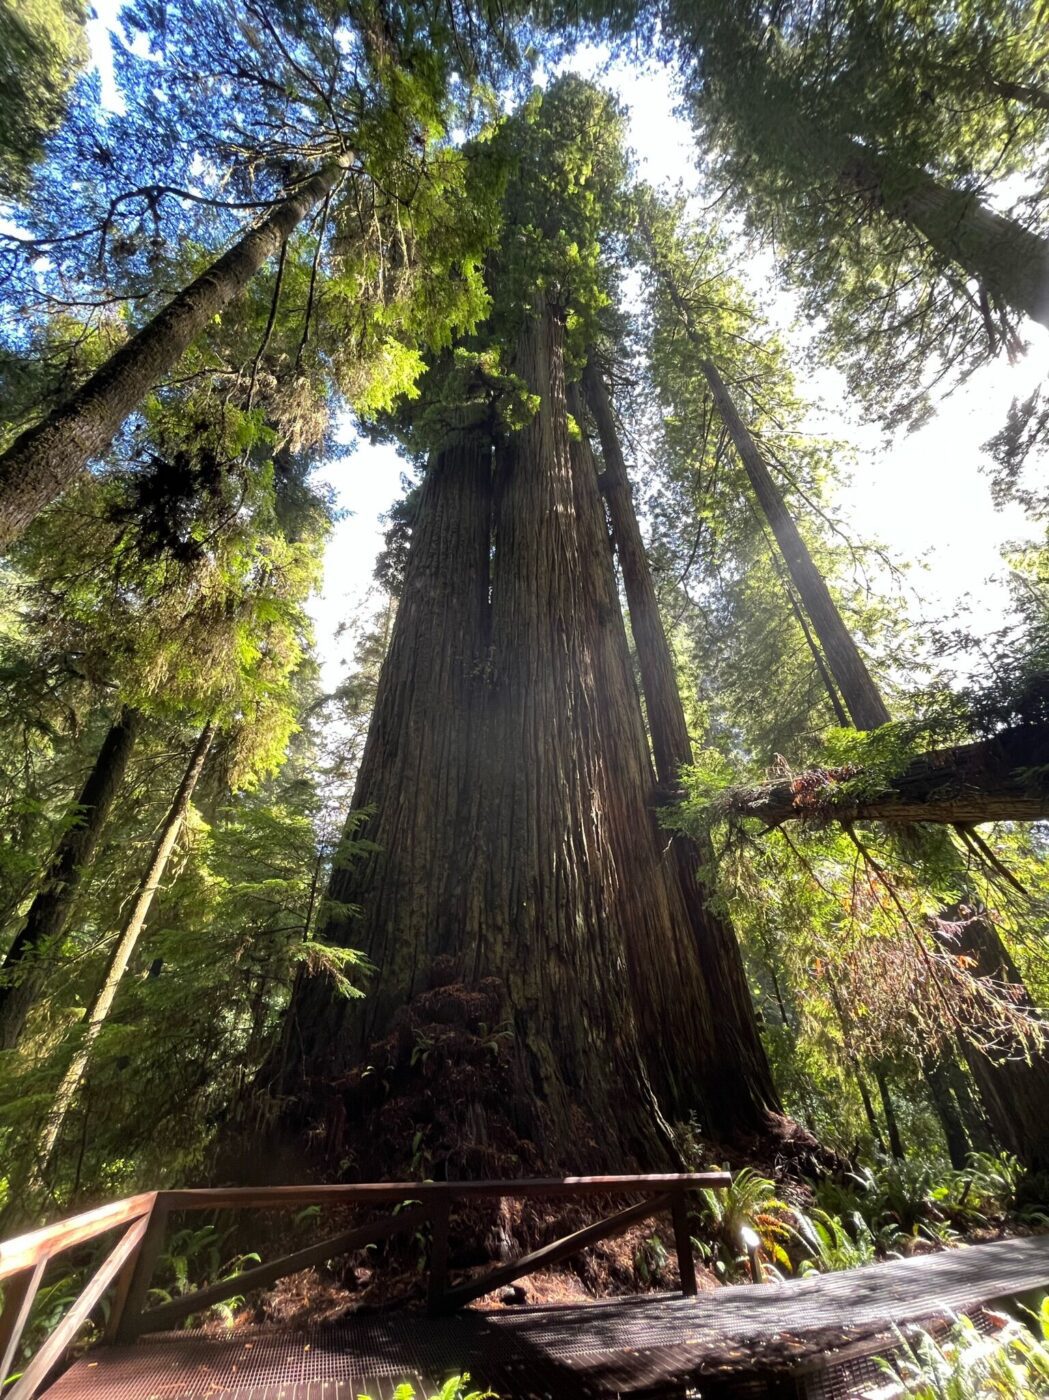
(3, 1181, 1047, 1399)
(43, 1235, 1049, 1399)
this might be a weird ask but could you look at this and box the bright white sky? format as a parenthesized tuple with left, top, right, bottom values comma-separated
(86, 17, 1048, 695)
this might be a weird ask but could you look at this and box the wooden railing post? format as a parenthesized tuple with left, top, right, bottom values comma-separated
(671, 1191, 697, 1297)
(426, 1199, 450, 1316)
(0, 1260, 47, 1386)
(110, 1198, 169, 1343)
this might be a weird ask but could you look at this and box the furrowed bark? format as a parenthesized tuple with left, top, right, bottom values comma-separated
(0, 166, 339, 550)
(472, 304, 681, 1162)
(0, 706, 143, 1050)
(279, 414, 494, 1075)
(565, 382, 742, 1134)
(722, 725, 1049, 828)
(38, 722, 215, 1169)
(581, 361, 780, 1132)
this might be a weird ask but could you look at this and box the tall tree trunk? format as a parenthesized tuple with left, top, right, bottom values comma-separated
(0, 167, 339, 549)
(842, 143, 1049, 331)
(38, 722, 215, 1169)
(700, 360, 890, 730)
(580, 361, 780, 1131)
(702, 355, 1049, 1167)
(277, 412, 495, 1088)
(276, 304, 785, 1174)
(564, 382, 762, 1135)
(0, 706, 143, 1049)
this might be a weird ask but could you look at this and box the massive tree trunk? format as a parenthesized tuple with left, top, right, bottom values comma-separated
(581, 361, 780, 1131)
(277, 413, 494, 1080)
(0, 706, 143, 1050)
(0, 166, 339, 550)
(38, 722, 215, 1170)
(275, 303, 786, 1175)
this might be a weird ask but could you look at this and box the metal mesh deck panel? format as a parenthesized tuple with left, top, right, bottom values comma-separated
(44, 1234, 1049, 1400)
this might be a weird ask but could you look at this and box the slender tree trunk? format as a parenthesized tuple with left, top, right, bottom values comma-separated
(711, 369, 1049, 1164)
(856, 1067, 887, 1154)
(0, 707, 143, 1049)
(922, 1055, 971, 1168)
(874, 1064, 905, 1159)
(564, 382, 757, 1135)
(700, 361, 890, 730)
(580, 361, 781, 1131)
(37, 722, 215, 1169)
(0, 167, 340, 549)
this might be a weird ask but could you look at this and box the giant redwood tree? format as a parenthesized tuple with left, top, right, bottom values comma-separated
(272, 79, 784, 1175)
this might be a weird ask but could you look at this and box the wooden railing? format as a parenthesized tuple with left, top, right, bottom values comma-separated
(0, 1172, 730, 1398)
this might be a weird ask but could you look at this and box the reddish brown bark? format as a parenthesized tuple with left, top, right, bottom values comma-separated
(276, 304, 790, 1172)
(580, 363, 780, 1132)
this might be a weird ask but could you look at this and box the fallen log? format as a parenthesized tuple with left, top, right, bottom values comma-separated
(718, 724, 1049, 828)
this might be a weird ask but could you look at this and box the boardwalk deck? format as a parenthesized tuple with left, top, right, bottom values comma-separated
(42, 1234, 1049, 1400)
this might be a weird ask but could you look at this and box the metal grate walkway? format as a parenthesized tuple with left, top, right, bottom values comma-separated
(44, 1234, 1049, 1400)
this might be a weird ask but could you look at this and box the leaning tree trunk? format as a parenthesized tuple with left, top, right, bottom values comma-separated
(38, 722, 215, 1171)
(580, 361, 780, 1132)
(699, 361, 890, 731)
(842, 142, 1049, 332)
(0, 706, 143, 1050)
(0, 166, 339, 549)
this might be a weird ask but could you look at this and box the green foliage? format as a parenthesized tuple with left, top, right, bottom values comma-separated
(693, 1167, 793, 1280)
(149, 1224, 261, 1327)
(794, 1208, 889, 1274)
(877, 1305, 1049, 1400)
(0, 0, 86, 201)
(357, 1376, 493, 1400)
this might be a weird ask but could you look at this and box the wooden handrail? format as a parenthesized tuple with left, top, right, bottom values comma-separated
(6, 1217, 149, 1400)
(0, 1172, 730, 1392)
(156, 1173, 731, 1211)
(132, 1204, 432, 1336)
(0, 1193, 156, 1282)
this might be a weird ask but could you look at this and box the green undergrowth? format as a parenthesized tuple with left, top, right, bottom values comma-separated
(684, 1152, 1047, 1284)
(876, 1302, 1049, 1399)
